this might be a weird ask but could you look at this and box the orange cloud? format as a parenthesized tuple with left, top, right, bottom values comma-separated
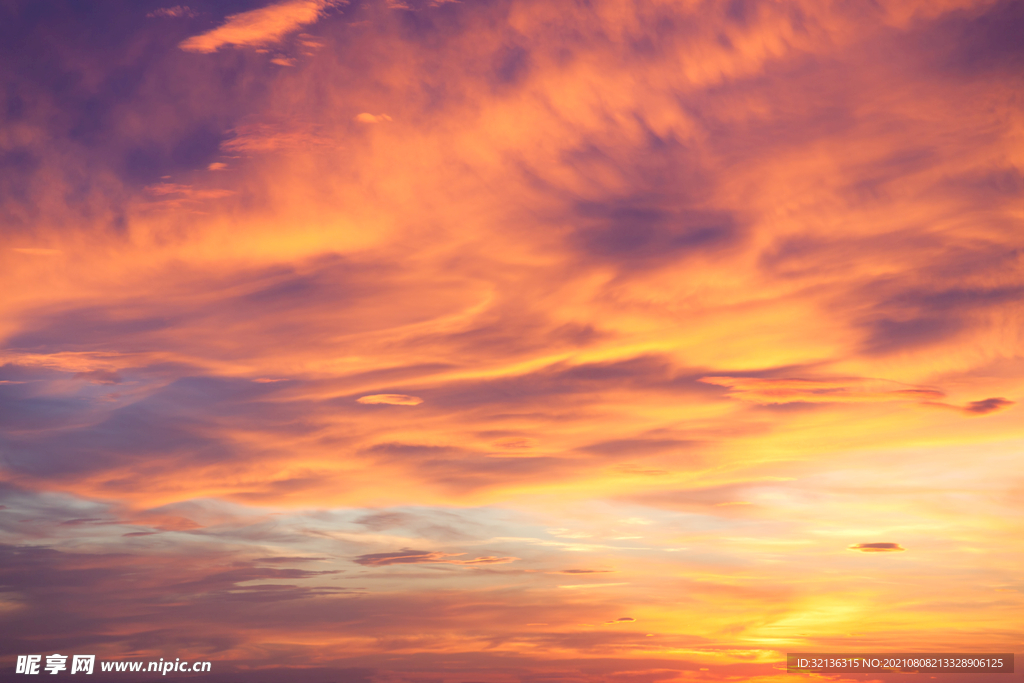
(179, 0, 345, 53)
(354, 112, 393, 123)
(10, 248, 62, 256)
(699, 376, 946, 405)
(356, 394, 423, 405)
(143, 183, 234, 199)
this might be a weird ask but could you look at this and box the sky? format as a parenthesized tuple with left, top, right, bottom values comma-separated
(0, 0, 1022, 681)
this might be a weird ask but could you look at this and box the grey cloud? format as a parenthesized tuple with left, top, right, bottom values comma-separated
(355, 511, 414, 531)
(860, 284, 1024, 356)
(935, 166, 1024, 202)
(421, 355, 717, 410)
(842, 146, 938, 204)
(365, 442, 573, 494)
(861, 316, 963, 356)
(881, 285, 1024, 313)
(1, 402, 237, 479)
(0, 386, 90, 432)
(5, 307, 179, 353)
(73, 369, 124, 384)
(351, 508, 483, 543)
(931, 0, 1024, 75)
(962, 397, 1013, 415)
(572, 204, 740, 267)
(491, 42, 530, 88)
(255, 556, 330, 563)
(352, 548, 464, 567)
(848, 542, 905, 553)
(580, 438, 703, 459)
(0, 542, 357, 659)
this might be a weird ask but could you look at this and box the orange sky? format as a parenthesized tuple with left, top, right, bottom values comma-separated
(1, 0, 1022, 681)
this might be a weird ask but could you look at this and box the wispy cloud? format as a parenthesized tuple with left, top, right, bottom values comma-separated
(354, 113, 392, 123)
(221, 121, 338, 152)
(352, 548, 517, 566)
(356, 394, 423, 405)
(147, 5, 197, 19)
(699, 376, 946, 405)
(961, 397, 1013, 415)
(179, 0, 344, 53)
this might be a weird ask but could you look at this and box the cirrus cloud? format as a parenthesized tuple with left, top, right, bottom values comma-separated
(179, 0, 345, 53)
(699, 376, 946, 405)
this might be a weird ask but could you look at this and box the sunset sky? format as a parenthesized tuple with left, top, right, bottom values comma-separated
(1, 0, 1022, 681)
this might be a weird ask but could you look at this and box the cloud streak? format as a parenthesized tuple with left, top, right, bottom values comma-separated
(352, 548, 518, 566)
(356, 394, 423, 405)
(849, 543, 906, 553)
(179, 0, 344, 53)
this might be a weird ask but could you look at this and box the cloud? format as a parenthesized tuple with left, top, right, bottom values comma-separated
(255, 556, 330, 563)
(962, 397, 1013, 415)
(848, 543, 906, 553)
(139, 183, 235, 209)
(699, 376, 946, 405)
(354, 113, 393, 123)
(352, 548, 517, 566)
(455, 555, 519, 565)
(179, 0, 344, 54)
(71, 369, 122, 384)
(221, 122, 338, 152)
(571, 204, 744, 271)
(10, 248, 62, 256)
(580, 438, 703, 459)
(357, 394, 423, 405)
(147, 6, 197, 19)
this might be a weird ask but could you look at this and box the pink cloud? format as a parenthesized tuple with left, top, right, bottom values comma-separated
(179, 0, 344, 53)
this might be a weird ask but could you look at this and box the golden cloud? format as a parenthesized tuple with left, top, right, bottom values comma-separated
(179, 0, 344, 53)
(356, 394, 424, 405)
